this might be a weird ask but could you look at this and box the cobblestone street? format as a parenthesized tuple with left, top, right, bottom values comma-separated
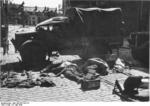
(0, 73, 126, 102)
(0, 70, 148, 102)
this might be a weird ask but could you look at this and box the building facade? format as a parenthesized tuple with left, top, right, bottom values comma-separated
(24, 6, 57, 25)
(7, 2, 58, 26)
(27, 14, 38, 25)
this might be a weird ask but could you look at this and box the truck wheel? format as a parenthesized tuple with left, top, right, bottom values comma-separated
(19, 40, 47, 70)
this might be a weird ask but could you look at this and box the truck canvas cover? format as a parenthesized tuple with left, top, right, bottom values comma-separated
(65, 7, 124, 41)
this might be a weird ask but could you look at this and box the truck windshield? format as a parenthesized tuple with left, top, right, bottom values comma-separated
(36, 26, 53, 31)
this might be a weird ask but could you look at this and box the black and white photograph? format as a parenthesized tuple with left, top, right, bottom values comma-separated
(0, 0, 149, 103)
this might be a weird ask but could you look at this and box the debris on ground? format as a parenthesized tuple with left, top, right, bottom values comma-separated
(0, 71, 55, 88)
(81, 79, 100, 91)
(112, 58, 129, 73)
(38, 77, 56, 87)
(105, 54, 118, 69)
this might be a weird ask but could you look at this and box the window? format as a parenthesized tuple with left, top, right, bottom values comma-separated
(32, 17, 35, 20)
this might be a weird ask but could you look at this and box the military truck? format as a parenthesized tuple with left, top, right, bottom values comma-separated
(11, 7, 125, 69)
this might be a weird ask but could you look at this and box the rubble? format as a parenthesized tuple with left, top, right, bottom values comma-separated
(18, 79, 36, 88)
(1, 71, 55, 88)
(38, 78, 56, 87)
(112, 58, 130, 73)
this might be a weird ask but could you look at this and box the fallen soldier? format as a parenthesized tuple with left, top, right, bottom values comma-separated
(52, 58, 109, 83)
(81, 58, 110, 75)
(56, 63, 100, 84)
(62, 64, 84, 83)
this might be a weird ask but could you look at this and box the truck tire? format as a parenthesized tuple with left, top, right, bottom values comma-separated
(19, 40, 47, 70)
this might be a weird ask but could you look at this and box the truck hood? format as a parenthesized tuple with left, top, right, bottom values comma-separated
(36, 16, 69, 28)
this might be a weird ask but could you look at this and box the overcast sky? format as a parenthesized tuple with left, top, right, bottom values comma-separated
(11, 0, 62, 8)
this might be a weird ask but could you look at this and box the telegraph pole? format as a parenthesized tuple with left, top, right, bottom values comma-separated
(0, 0, 2, 47)
(0, 0, 3, 64)
(0, 0, 9, 54)
(5, 0, 9, 53)
(139, 0, 143, 31)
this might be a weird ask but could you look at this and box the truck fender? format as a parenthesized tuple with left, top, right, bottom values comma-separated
(19, 40, 47, 70)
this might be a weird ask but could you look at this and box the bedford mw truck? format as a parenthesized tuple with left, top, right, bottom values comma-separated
(12, 7, 125, 69)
